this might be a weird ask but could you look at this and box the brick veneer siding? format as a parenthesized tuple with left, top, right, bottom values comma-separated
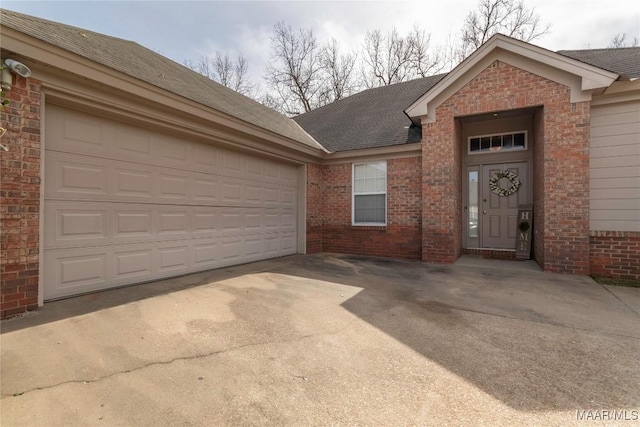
(0, 76, 41, 319)
(423, 60, 590, 274)
(422, 116, 461, 263)
(590, 231, 640, 280)
(306, 163, 323, 254)
(312, 157, 422, 259)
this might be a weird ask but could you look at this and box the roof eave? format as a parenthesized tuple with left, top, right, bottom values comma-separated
(0, 24, 326, 160)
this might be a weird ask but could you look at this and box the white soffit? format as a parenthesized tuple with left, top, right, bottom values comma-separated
(405, 34, 619, 123)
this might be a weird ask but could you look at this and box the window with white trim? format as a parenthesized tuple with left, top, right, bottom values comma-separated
(468, 131, 527, 154)
(352, 161, 387, 225)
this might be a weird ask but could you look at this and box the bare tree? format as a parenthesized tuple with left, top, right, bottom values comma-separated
(459, 0, 550, 59)
(184, 52, 255, 97)
(409, 26, 445, 78)
(319, 38, 359, 104)
(361, 25, 442, 88)
(609, 33, 639, 48)
(265, 21, 324, 115)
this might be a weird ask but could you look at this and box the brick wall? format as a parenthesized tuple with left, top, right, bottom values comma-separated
(0, 75, 41, 319)
(421, 114, 461, 263)
(306, 163, 323, 254)
(590, 231, 640, 279)
(424, 60, 590, 273)
(311, 157, 422, 259)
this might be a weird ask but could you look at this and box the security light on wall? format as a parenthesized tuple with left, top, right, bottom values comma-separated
(4, 59, 32, 78)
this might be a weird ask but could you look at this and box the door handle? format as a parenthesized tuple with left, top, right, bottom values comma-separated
(483, 210, 487, 214)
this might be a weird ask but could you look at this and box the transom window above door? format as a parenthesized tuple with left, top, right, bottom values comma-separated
(468, 131, 527, 154)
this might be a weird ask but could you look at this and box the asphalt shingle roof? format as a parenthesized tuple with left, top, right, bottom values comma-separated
(293, 74, 445, 152)
(0, 9, 323, 150)
(557, 47, 640, 79)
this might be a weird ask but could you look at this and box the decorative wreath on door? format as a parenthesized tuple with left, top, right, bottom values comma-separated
(489, 170, 521, 197)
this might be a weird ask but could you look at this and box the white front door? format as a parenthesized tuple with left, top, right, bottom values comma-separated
(480, 162, 529, 249)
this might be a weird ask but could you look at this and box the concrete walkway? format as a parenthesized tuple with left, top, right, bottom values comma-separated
(2, 253, 639, 426)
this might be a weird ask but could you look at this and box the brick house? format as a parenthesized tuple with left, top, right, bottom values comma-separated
(1, 9, 639, 318)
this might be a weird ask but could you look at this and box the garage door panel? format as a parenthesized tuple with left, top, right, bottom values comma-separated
(44, 249, 108, 294)
(194, 241, 219, 266)
(47, 106, 110, 155)
(193, 175, 219, 202)
(113, 127, 153, 160)
(281, 188, 296, 206)
(193, 144, 218, 168)
(113, 164, 155, 199)
(221, 179, 244, 203)
(44, 203, 109, 248)
(114, 210, 153, 239)
(193, 211, 218, 234)
(158, 211, 190, 235)
(158, 245, 190, 272)
(160, 136, 190, 163)
(113, 249, 153, 280)
(158, 173, 190, 200)
(46, 154, 108, 198)
(222, 151, 243, 173)
(44, 105, 299, 300)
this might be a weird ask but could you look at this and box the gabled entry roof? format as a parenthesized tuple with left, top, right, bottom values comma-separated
(404, 34, 620, 125)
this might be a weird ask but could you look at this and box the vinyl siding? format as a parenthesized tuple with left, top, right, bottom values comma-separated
(590, 99, 640, 232)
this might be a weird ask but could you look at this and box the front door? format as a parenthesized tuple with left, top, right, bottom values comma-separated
(481, 162, 529, 249)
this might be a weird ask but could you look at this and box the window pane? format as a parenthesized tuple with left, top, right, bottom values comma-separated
(470, 138, 480, 152)
(354, 194, 385, 224)
(514, 132, 525, 147)
(480, 137, 490, 151)
(491, 135, 501, 148)
(468, 171, 478, 238)
(364, 179, 374, 192)
(503, 134, 513, 148)
(354, 165, 365, 179)
(374, 177, 386, 192)
(354, 178, 365, 193)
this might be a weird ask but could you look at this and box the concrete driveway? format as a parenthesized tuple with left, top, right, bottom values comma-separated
(1, 253, 639, 426)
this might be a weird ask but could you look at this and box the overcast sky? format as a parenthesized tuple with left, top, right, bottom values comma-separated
(3, 1, 639, 87)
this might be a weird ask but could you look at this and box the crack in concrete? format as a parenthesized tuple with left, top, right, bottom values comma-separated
(2, 316, 364, 398)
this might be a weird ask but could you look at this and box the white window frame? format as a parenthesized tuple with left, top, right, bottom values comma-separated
(352, 161, 387, 226)
(468, 130, 528, 155)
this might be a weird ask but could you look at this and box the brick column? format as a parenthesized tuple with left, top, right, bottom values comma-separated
(421, 108, 462, 263)
(0, 75, 41, 318)
(541, 100, 591, 274)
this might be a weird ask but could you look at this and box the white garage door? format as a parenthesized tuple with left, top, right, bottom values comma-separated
(43, 104, 299, 300)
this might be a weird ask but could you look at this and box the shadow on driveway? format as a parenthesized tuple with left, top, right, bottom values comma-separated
(274, 254, 640, 412)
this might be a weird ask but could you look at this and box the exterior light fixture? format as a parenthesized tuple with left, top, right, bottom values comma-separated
(1, 59, 32, 91)
(4, 59, 32, 78)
